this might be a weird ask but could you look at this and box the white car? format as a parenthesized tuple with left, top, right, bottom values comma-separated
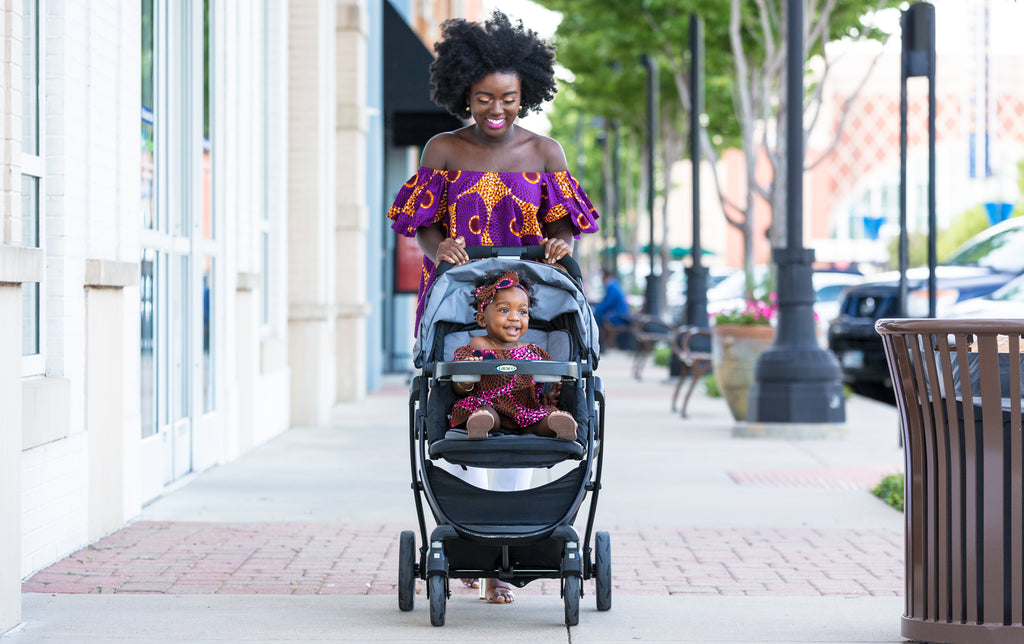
(708, 267, 863, 346)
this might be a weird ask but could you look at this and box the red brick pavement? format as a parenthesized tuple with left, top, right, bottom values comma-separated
(23, 521, 903, 598)
(728, 467, 901, 490)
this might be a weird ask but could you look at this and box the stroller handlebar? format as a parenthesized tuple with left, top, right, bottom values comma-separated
(435, 245, 583, 284)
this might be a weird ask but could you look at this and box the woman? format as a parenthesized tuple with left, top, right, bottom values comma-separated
(386, 10, 600, 604)
(387, 10, 600, 333)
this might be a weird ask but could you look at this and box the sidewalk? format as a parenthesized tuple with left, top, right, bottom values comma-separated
(5, 350, 913, 643)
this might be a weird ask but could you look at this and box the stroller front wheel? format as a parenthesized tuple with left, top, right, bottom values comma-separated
(563, 575, 581, 626)
(428, 574, 447, 626)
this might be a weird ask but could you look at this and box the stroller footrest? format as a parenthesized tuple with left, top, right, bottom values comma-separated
(429, 434, 584, 468)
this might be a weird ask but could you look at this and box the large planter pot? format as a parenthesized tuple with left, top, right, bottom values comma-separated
(712, 324, 776, 422)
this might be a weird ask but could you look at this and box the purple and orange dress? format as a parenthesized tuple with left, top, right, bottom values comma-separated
(449, 343, 553, 431)
(387, 168, 600, 330)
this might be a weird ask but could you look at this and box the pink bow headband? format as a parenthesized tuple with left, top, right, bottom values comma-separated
(474, 270, 528, 315)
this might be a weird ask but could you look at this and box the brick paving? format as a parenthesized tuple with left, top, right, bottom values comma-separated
(23, 521, 903, 598)
(728, 467, 901, 490)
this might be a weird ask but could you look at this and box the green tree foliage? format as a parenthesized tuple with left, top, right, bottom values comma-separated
(884, 204, 994, 269)
(535, 0, 899, 294)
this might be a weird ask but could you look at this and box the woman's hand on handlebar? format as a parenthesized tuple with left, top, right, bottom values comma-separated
(541, 237, 572, 265)
(436, 236, 468, 266)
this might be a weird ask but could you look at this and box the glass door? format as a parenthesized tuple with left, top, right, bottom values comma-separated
(139, 0, 214, 502)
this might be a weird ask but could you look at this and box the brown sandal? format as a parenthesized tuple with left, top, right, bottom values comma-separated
(482, 579, 515, 604)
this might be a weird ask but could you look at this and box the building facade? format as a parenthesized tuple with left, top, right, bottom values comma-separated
(0, 0, 477, 633)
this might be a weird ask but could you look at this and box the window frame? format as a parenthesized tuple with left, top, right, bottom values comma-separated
(21, 0, 45, 377)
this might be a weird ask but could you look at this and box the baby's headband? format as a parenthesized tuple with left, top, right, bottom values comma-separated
(474, 270, 528, 315)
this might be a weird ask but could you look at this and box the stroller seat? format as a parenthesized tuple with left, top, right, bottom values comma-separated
(427, 328, 588, 468)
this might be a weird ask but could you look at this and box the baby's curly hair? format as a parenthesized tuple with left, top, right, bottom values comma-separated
(430, 10, 557, 118)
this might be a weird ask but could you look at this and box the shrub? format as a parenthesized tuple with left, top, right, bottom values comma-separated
(872, 473, 905, 512)
(702, 374, 720, 398)
(653, 344, 671, 367)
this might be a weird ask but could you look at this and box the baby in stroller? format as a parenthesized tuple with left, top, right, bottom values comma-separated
(450, 269, 577, 441)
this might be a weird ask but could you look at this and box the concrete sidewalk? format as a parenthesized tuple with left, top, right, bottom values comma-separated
(5, 350, 915, 643)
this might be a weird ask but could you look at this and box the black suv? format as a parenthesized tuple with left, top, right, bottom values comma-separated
(827, 216, 1024, 403)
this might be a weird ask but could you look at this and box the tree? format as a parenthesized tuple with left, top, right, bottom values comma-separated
(536, 0, 899, 298)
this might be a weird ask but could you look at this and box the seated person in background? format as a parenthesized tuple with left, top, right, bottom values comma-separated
(450, 270, 577, 440)
(592, 268, 632, 349)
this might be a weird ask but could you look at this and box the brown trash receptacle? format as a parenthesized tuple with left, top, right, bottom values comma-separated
(876, 318, 1023, 644)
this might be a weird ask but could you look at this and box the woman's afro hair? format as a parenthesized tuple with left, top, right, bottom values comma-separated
(429, 10, 557, 118)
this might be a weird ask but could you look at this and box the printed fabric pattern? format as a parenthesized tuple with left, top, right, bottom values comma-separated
(449, 343, 553, 430)
(387, 168, 600, 331)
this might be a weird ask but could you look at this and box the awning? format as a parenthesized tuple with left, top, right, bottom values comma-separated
(384, 1, 462, 147)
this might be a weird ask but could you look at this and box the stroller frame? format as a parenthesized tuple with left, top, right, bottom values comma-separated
(396, 246, 611, 626)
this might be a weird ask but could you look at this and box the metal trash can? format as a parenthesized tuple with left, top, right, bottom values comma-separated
(876, 318, 1023, 644)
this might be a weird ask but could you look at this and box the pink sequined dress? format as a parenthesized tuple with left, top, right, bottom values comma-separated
(449, 343, 553, 431)
(387, 168, 600, 330)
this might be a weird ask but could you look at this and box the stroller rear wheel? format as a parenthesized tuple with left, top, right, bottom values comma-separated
(398, 530, 416, 611)
(595, 531, 611, 611)
(428, 575, 447, 626)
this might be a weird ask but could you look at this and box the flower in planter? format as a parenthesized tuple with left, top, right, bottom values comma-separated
(711, 293, 777, 326)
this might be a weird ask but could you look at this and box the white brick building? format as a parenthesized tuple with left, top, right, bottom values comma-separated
(0, 0, 454, 632)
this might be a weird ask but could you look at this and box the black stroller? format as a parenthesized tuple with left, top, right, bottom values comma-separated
(397, 246, 610, 626)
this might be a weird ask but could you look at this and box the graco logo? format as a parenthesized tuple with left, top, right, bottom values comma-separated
(496, 364, 517, 373)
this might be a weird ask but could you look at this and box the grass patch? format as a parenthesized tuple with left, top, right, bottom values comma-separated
(872, 473, 905, 512)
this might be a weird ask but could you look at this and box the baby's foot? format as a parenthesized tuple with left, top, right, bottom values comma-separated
(546, 411, 577, 440)
(466, 408, 497, 439)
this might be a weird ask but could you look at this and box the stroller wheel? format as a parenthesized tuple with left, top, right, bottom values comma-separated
(398, 530, 416, 611)
(595, 531, 611, 611)
(428, 575, 447, 626)
(563, 575, 581, 626)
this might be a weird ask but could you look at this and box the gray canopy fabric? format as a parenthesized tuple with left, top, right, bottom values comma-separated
(414, 257, 599, 368)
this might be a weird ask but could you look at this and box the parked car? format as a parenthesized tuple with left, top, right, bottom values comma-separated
(828, 216, 1024, 403)
(946, 272, 1024, 318)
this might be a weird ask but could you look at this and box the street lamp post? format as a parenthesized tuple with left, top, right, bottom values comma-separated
(747, 0, 845, 424)
(640, 53, 661, 318)
(684, 14, 709, 332)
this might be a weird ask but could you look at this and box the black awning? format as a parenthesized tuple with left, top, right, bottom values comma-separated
(384, 1, 462, 147)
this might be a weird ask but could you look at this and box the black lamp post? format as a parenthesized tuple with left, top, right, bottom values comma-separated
(684, 14, 709, 332)
(747, 0, 845, 423)
(899, 3, 937, 317)
(640, 53, 661, 317)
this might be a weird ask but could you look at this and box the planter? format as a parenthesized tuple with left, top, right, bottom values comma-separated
(711, 324, 775, 422)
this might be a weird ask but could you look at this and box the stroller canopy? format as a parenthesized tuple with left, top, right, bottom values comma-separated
(414, 257, 600, 368)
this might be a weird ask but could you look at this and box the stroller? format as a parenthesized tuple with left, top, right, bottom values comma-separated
(397, 246, 610, 626)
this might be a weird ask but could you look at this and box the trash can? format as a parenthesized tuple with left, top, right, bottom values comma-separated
(876, 318, 1023, 644)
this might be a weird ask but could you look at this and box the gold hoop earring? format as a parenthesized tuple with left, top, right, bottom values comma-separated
(465, 105, 471, 114)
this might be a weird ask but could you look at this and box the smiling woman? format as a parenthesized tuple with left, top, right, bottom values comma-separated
(384, 9, 601, 607)
(386, 10, 600, 333)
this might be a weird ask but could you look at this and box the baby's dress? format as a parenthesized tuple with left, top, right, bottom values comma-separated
(387, 168, 600, 332)
(449, 343, 553, 431)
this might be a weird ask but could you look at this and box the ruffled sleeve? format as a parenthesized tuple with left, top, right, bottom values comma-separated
(387, 167, 448, 237)
(540, 171, 600, 237)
